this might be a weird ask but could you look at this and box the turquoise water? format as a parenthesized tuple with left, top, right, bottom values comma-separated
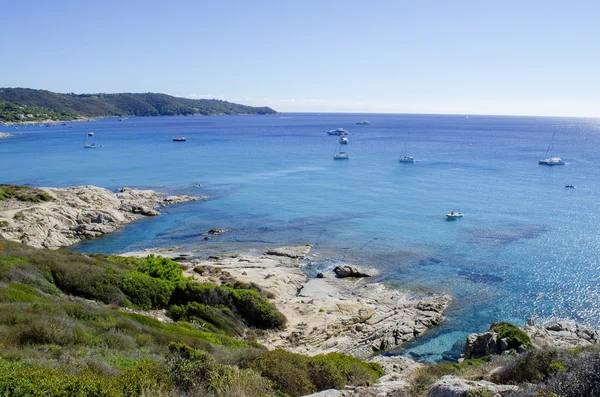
(2, 113, 600, 361)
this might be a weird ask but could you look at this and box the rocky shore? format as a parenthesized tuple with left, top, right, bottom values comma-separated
(125, 245, 450, 360)
(0, 185, 200, 249)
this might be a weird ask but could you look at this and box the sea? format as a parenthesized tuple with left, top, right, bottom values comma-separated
(2, 113, 600, 362)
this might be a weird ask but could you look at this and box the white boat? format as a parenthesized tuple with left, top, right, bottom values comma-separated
(339, 136, 349, 144)
(399, 143, 415, 163)
(356, 120, 370, 125)
(446, 212, 463, 219)
(173, 137, 187, 142)
(83, 133, 96, 149)
(87, 131, 94, 136)
(539, 128, 564, 165)
(333, 143, 349, 159)
(327, 128, 349, 135)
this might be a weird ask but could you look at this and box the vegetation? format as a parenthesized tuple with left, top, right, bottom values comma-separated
(0, 184, 54, 202)
(0, 240, 381, 396)
(489, 321, 531, 348)
(0, 88, 277, 123)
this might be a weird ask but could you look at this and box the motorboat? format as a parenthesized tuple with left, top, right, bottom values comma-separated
(339, 136, 349, 144)
(356, 120, 370, 125)
(173, 137, 187, 142)
(87, 131, 94, 136)
(327, 128, 349, 135)
(446, 212, 463, 219)
(333, 152, 349, 160)
(565, 185, 575, 188)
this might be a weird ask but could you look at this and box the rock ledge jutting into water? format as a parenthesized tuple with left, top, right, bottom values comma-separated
(0, 185, 201, 249)
(157, 245, 451, 360)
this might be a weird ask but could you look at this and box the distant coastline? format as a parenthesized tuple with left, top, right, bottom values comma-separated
(0, 87, 277, 124)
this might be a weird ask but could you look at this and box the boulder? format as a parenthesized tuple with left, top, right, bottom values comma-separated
(464, 332, 498, 359)
(208, 228, 228, 235)
(427, 375, 519, 397)
(333, 265, 371, 278)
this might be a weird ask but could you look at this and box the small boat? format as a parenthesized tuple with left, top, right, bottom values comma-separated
(539, 127, 564, 165)
(173, 137, 187, 142)
(565, 185, 575, 188)
(327, 128, 349, 135)
(446, 212, 463, 219)
(333, 143, 349, 159)
(334, 152, 349, 160)
(83, 133, 96, 149)
(339, 136, 349, 144)
(399, 143, 415, 163)
(88, 131, 94, 136)
(356, 120, 370, 125)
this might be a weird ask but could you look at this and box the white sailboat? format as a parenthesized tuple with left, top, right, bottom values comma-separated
(83, 132, 96, 148)
(333, 143, 349, 159)
(399, 142, 414, 163)
(539, 128, 564, 165)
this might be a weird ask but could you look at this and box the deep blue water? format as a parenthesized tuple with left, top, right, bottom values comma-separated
(2, 113, 600, 362)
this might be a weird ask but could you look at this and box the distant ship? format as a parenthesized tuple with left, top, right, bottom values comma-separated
(399, 143, 415, 163)
(327, 128, 349, 135)
(356, 120, 370, 125)
(173, 137, 187, 142)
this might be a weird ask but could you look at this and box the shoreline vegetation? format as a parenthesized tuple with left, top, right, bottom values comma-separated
(0, 183, 599, 396)
(0, 87, 277, 124)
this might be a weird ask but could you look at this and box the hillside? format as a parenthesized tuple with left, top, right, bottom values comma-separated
(0, 88, 277, 123)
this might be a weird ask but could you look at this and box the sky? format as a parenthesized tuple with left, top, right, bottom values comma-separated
(1, 0, 599, 117)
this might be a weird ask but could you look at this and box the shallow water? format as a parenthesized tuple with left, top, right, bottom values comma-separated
(2, 113, 600, 362)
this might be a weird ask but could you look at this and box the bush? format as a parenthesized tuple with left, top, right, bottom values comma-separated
(171, 281, 287, 330)
(490, 322, 531, 347)
(0, 282, 47, 302)
(492, 348, 558, 384)
(249, 349, 384, 397)
(166, 343, 277, 397)
(119, 271, 174, 309)
(168, 302, 243, 335)
(111, 255, 184, 284)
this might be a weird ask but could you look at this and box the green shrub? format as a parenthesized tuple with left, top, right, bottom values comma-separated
(166, 342, 277, 396)
(171, 281, 287, 330)
(492, 347, 558, 384)
(119, 271, 174, 309)
(168, 302, 243, 335)
(50, 260, 126, 305)
(490, 321, 531, 347)
(110, 255, 184, 284)
(249, 349, 384, 397)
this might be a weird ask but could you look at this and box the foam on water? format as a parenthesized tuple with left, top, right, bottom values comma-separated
(2, 113, 600, 362)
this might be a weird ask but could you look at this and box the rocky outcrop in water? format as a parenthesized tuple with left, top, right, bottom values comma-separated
(0, 185, 200, 249)
(333, 265, 373, 278)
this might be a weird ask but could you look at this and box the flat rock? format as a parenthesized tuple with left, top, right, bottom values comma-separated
(264, 244, 313, 258)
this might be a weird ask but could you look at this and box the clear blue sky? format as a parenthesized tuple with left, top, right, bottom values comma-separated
(2, 0, 599, 116)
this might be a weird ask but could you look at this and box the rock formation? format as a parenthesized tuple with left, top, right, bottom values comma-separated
(0, 185, 200, 249)
(177, 245, 449, 360)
